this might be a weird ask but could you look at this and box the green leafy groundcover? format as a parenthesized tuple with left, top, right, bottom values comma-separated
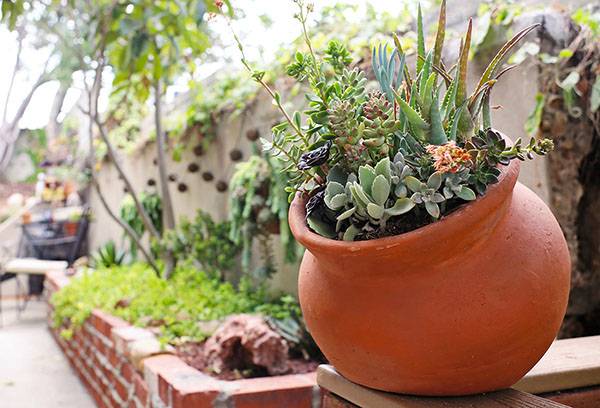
(51, 263, 300, 344)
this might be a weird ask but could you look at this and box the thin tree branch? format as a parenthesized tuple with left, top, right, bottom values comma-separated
(92, 177, 161, 276)
(3, 27, 24, 124)
(93, 114, 161, 239)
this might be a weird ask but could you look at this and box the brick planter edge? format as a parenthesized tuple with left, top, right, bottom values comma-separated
(45, 270, 321, 408)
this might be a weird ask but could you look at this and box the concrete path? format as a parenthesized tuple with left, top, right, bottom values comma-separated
(0, 291, 95, 408)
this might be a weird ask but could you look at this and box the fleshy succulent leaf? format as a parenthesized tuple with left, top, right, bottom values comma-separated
(367, 202, 385, 219)
(386, 197, 415, 216)
(371, 175, 391, 206)
(427, 172, 442, 190)
(425, 201, 440, 218)
(456, 186, 476, 201)
(405, 176, 423, 192)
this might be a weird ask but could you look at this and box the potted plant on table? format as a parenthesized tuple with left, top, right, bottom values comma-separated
(63, 210, 83, 236)
(228, 0, 570, 396)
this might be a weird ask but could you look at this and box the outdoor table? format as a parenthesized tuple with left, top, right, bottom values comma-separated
(318, 336, 600, 407)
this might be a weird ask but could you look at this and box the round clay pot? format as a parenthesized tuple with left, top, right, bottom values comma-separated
(289, 159, 570, 396)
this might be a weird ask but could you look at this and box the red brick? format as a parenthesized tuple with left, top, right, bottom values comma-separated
(134, 373, 149, 405)
(121, 362, 134, 383)
(228, 374, 317, 408)
(144, 355, 221, 408)
(171, 390, 220, 408)
(91, 309, 128, 337)
(115, 378, 129, 402)
(107, 348, 119, 368)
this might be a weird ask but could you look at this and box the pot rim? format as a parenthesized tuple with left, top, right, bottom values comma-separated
(289, 149, 520, 256)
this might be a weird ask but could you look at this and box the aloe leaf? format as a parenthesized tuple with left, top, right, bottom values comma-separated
(419, 51, 434, 93)
(482, 92, 491, 129)
(474, 24, 540, 98)
(455, 19, 472, 108)
(386, 197, 415, 216)
(441, 79, 456, 120)
(372, 175, 391, 206)
(433, 0, 446, 68)
(393, 33, 412, 87)
(429, 94, 447, 145)
(416, 3, 425, 73)
(447, 103, 466, 141)
(395, 92, 429, 132)
(421, 72, 437, 118)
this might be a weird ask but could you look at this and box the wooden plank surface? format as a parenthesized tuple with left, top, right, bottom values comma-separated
(317, 365, 569, 408)
(515, 335, 600, 394)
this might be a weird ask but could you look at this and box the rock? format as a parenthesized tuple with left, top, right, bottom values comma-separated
(204, 314, 290, 376)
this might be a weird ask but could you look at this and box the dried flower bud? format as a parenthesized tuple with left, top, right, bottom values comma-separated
(305, 189, 325, 219)
(298, 141, 332, 171)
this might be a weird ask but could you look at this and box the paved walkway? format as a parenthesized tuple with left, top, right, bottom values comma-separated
(0, 293, 94, 408)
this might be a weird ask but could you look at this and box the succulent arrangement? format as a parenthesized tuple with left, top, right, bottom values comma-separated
(226, 0, 554, 241)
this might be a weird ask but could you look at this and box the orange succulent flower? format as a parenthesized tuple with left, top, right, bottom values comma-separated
(426, 141, 472, 174)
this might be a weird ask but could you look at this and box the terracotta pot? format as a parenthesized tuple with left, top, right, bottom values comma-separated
(64, 221, 78, 236)
(289, 159, 570, 396)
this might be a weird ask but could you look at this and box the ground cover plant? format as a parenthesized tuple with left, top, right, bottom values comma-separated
(225, 0, 555, 241)
(51, 263, 320, 378)
(51, 263, 299, 343)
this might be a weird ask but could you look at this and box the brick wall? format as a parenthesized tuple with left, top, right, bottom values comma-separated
(46, 270, 321, 408)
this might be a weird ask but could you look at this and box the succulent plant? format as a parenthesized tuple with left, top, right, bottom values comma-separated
(319, 157, 415, 240)
(236, 0, 555, 241)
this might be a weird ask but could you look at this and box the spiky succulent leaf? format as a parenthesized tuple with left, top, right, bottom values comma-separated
(433, 0, 446, 68)
(473, 24, 540, 101)
(429, 94, 447, 145)
(416, 3, 425, 73)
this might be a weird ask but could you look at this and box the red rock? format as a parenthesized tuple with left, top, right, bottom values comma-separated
(204, 314, 289, 376)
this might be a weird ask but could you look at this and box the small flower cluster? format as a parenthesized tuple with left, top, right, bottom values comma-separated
(426, 142, 472, 174)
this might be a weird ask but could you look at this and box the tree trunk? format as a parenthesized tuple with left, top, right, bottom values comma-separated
(153, 79, 176, 279)
(46, 80, 70, 142)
